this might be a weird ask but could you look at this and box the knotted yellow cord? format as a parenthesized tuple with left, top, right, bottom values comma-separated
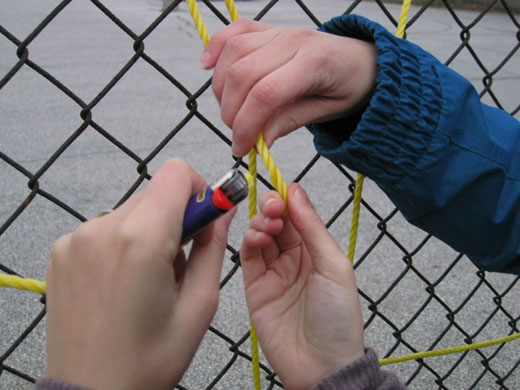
(2, 0, 519, 377)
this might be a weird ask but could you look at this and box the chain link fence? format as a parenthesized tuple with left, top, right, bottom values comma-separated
(1, 0, 519, 389)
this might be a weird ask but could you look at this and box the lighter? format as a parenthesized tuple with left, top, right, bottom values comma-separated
(181, 169, 248, 244)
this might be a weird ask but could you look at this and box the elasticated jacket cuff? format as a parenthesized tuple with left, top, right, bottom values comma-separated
(309, 14, 442, 186)
(314, 348, 404, 390)
(35, 378, 89, 390)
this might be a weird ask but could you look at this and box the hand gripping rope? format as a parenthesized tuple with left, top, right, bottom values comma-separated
(1, 0, 519, 387)
(185, 0, 520, 378)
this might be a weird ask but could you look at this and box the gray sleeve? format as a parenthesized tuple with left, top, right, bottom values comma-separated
(35, 378, 89, 390)
(314, 348, 405, 390)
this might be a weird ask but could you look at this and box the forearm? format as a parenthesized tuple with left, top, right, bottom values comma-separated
(309, 14, 520, 274)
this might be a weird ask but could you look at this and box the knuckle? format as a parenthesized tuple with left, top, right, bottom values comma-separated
(115, 220, 142, 253)
(290, 27, 314, 41)
(221, 114, 233, 129)
(161, 158, 189, 173)
(308, 52, 328, 74)
(50, 233, 70, 260)
(227, 60, 250, 85)
(221, 109, 234, 128)
(224, 34, 248, 56)
(158, 158, 194, 183)
(283, 114, 300, 136)
(251, 80, 279, 106)
(47, 233, 72, 273)
(229, 19, 257, 36)
(212, 77, 222, 101)
(70, 221, 97, 248)
(232, 126, 253, 150)
(234, 18, 254, 29)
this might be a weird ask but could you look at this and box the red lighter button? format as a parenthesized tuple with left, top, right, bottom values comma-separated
(212, 187, 234, 210)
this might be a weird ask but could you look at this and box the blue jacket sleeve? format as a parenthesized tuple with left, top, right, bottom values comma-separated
(309, 15, 520, 274)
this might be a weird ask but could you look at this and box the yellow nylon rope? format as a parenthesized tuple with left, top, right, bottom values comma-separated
(348, 0, 411, 266)
(246, 148, 262, 389)
(214, 1, 264, 387)
(380, 332, 520, 366)
(374, 0, 520, 365)
(0, 273, 46, 294)
(0, 173, 251, 297)
(225, 0, 240, 22)
(2, 0, 519, 379)
(255, 134, 288, 203)
(347, 173, 364, 264)
(185, 0, 210, 46)
(396, 0, 412, 40)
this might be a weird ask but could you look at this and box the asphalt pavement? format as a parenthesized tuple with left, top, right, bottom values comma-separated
(1, 1, 519, 389)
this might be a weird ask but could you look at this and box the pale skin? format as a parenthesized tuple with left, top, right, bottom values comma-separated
(241, 183, 365, 390)
(201, 19, 378, 157)
(45, 163, 365, 390)
(45, 19, 375, 390)
(45, 159, 235, 390)
(47, 165, 364, 390)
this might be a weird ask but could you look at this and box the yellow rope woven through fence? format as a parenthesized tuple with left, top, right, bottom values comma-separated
(0, 273, 46, 294)
(185, 0, 283, 387)
(379, 332, 520, 366)
(372, 0, 520, 366)
(2, 0, 519, 379)
(347, 1, 411, 265)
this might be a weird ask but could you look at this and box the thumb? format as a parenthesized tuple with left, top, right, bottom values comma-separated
(287, 183, 342, 262)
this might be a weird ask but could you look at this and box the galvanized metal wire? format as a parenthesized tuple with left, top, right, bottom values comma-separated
(1, 1, 519, 388)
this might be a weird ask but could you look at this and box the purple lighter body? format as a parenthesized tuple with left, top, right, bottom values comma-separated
(181, 187, 225, 244)
(181, 169, 248, 244)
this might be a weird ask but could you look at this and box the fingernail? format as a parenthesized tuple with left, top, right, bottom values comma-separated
(264, 198, 277, 207)
(231, 148, 245, 158)
(293, 184, 308, 204)
(200, 51, 212, 68)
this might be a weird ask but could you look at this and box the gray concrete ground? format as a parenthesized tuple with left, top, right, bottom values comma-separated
(1, 1, 519, 389)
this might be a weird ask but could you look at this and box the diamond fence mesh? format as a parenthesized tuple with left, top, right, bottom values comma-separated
(1, 0, 519, 389)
